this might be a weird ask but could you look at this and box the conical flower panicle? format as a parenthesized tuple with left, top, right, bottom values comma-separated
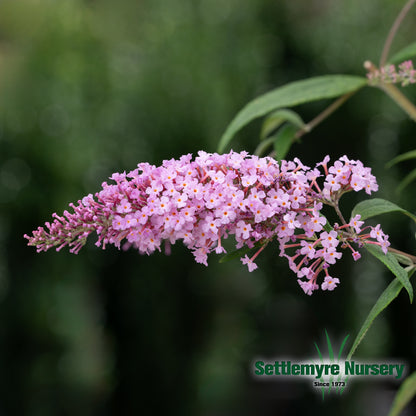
(25, 151, 389, 294)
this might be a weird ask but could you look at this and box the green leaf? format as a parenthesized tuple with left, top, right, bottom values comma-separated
(398, 168, 416, 193)
(253, 137, 275, 157)
(365, 244, 413, 303)
(219, 241, 264, 264)
(260, 109, 305, 140)
(387, 372, 416, 416)
(217, 75, 367, 153)
(352, 198, 416, 223)
(341, 269, 414, 386)
(322, 216, 333, 232)
(219, 246, 251, 264)
(347, 275, 407, 360)
(393, 252, 414, 267)
(388, 42, 416, 65)
(408, 267, 416, 279)
(273, 124, 298, 161)
(386, 149, 416, 168)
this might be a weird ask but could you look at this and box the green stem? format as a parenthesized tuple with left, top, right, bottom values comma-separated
(295, 92, 356, 139)
(267, 91, 356, 158)
(333, 201, 347, 226)
(380, 83, 416, 122)
(387, 247, 416, 265)
(379, 0, 416, 67)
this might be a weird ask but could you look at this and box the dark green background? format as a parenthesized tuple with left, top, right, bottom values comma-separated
(1, 0, 416, 414)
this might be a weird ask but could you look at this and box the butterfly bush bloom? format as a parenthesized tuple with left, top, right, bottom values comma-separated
(25, 151, 390, 295)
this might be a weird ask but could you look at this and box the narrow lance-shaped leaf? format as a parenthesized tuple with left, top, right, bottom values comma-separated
(347, 276, 407, 360)
(398, 168, 416, 194)
(260, 109, 305, 140)
(273, 124, 298, 161)
(352, 198, 416, 224)
(386, 149, 416, 168)
(219, 241, 265, 264)
(387, 372, 416, 416)
(385, 150, 416, 194)
(365, 244, 413, 302)
(217, 75, 367, 153)
(342, 272, 414, 392)
(253, 137, 275, 157)
(388, 42, 416, 65)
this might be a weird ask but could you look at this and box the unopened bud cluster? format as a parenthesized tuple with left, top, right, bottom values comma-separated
(366, 60, 416, 87)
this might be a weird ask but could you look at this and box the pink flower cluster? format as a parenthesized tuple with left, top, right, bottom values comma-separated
(367, 60, 416, 87)
(25, 151, 389, 295)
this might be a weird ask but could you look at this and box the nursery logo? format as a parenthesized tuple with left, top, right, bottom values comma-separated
(252, 331, 407, 398)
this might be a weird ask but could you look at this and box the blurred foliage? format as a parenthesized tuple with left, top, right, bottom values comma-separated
(0, 0, 416, 415)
